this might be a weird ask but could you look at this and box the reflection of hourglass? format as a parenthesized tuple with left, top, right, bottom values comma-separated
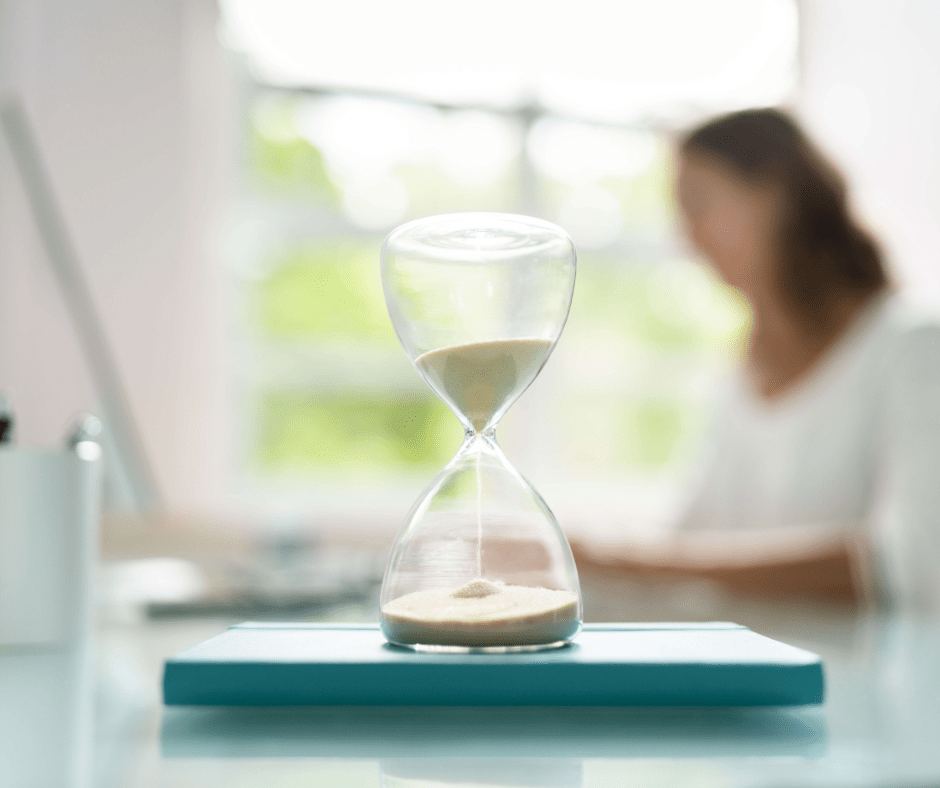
(380, 759, 584, 788)
(380, 213, 581, 651)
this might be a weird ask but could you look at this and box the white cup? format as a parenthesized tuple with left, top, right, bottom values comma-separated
(0, 446, 102, 646)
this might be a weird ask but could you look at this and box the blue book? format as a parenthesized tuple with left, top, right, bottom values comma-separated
(163, 622, 823, 707)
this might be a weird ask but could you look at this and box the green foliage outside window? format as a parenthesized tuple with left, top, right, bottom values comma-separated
(255, 391, 456, 470)
(249, 98, 340, 202)
(570, 253, 749, 355)
(255, 242, 392, 342)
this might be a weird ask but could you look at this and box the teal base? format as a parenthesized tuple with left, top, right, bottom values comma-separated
(163, 622, 824, 707)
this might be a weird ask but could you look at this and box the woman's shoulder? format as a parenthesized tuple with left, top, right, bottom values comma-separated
(879, 296, 940, 360)
(870, 296, 940, 398)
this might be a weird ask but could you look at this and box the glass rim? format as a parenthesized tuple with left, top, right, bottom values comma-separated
(382, 212, 575, 264)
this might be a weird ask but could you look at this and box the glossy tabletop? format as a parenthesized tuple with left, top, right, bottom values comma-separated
(3, 592, 940, 788)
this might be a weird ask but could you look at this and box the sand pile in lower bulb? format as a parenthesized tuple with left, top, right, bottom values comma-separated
(381, 579, 579, 647)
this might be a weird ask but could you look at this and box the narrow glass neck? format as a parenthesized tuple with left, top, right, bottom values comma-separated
(455, 428, 500, 462)
(464, 425, 497, 442)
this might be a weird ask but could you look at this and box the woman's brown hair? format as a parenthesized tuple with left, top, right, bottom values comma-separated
(681, 108, 888, 328)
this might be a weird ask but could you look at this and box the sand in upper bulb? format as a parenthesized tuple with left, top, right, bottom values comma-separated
(381, 579, 579, 648)
(415, 338, 552, 433)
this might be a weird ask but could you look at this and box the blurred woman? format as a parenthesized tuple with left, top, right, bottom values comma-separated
(576, 108, 940, 610)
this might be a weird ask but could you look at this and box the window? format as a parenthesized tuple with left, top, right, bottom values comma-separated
(219, 0, 796, 528)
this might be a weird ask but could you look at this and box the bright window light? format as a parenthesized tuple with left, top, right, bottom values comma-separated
(220, 0, 798, 123)
(528, 120, 657, 185)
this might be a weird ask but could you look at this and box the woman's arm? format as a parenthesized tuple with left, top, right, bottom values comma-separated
(693, 543, 859, 603)
(571, 529, 866, 606)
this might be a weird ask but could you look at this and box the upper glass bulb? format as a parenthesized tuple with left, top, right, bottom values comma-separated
(382, 212, 577, 433)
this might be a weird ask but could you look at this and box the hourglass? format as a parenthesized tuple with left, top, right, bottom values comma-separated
(380, 213, 581, 652)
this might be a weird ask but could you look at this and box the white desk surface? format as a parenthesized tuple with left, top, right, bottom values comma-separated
(3, 591, 940, 788)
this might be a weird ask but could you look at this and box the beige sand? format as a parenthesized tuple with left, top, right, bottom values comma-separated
(415, 338, 552, 432)
(381, 579, 579, 647)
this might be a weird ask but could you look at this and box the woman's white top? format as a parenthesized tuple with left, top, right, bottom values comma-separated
(678, 295, 940, 610)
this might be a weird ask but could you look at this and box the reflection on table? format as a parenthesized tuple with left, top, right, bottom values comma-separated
(161, 704, 827, 760)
